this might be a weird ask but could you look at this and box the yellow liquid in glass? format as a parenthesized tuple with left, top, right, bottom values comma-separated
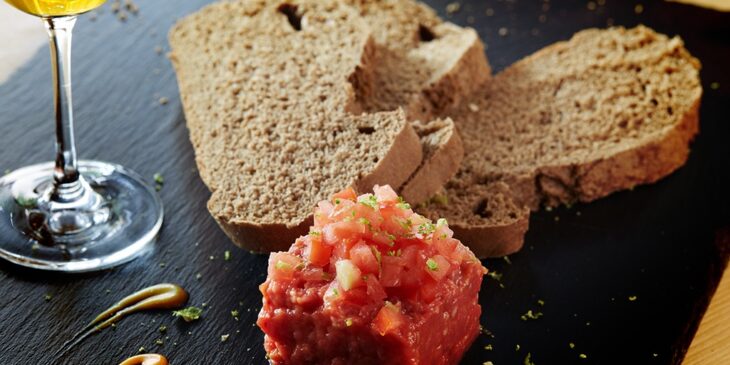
(5, 0, 106, 17)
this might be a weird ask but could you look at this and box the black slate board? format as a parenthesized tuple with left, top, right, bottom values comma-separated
(0, 0, 729, 364)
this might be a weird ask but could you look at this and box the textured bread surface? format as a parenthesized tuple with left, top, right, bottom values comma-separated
(342, 0, 489, 203)
(420, 25, 702, 257)
(169, 0, 422, 251)
(400, 118, 464, 204)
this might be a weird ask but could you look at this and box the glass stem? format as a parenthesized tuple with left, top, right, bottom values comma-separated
(44, 16, 84, 203)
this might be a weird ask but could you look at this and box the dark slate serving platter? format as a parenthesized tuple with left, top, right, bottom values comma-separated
(0, 0, 728, 364)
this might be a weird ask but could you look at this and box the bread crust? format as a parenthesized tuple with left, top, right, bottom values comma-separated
(401, 120, 464, 204)
(213, 119, 423, 252)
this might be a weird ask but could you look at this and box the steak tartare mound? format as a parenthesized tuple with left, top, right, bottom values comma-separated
(257, 185, 486, 365)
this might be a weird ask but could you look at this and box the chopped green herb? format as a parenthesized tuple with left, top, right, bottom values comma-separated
(231, 309, 240, 320)
(417, 222, 436, 236)
(44, 294, 52, 302)
(487, 271, 502, 281)
(224, 250, 231, 261)
(426, 258, 439, 271)
(498, 283, 505, 289)
(155, 339, 164, 345)
(275, 260, 293, 270)
(569, 342, 575, 349)
(484, 344, 493, 351)
(358, 217, 371, 226)
(515, 344, 521, 351)
(520, 310, 543, 321)
(172, 306, 203, 322)
(579, 353, 587, 359)
(503, 256, 512, 265)
(221, 334, 230, 342)
(358, 194, 378, 209)
(628, 295, 637, 301)
(524, 353, 535, 365)
(138, 347, 146, 353)
(153, 173, 164, 184)
(309, 230, 321, 236)
(436, 218, 448, 227)
(537, 299, 545, 306)
(159, 325, 167, 333)
(345, 318, 353, 327)
(396, 196, 411, 210)
(332, 288, 339, 297)
(334, 198, 341, 205)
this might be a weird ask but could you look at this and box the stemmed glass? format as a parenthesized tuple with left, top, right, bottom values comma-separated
(0, 0, 163, 272)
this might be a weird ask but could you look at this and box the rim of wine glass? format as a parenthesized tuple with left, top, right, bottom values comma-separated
(0, 160, 164, 273)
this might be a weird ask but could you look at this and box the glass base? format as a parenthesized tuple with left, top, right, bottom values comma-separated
(0, 161, 163, 272)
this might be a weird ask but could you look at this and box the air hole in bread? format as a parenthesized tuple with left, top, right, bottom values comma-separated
(418, 24, 436, 42)
(278, 3, 302, 31)
(667, 106, 673, 115)
(618, 119, 628, 128)
(474, 199, 492, 218)
(357, 126, 376, 135)
(650, 98, 658, 106)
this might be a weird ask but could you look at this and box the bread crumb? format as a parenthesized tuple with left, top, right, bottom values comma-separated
(158, 97, 169, 105)
(634, 4, 644, 14)
(468, 103, 479, 112)
(221, 334, 230, 342)
(498, 27, 509, 36)
(446, 2, 461, 14)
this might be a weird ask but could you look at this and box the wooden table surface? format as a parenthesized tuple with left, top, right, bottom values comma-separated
(0, 1, 728, 364)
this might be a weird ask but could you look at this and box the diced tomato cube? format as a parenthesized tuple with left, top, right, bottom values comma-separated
(424, 255, 451, 282)
(350, 242, 380, 274)
(306, 235, 332, 267)
(323, 221, 366, 245)
(372, 302, 404, 336)
(332, 187, 357, 202)
(268, 252, 302, 280)
(373, 184, 399, 203)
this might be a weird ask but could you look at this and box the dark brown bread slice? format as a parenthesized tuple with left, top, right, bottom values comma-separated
(169, 0, 422, 252)
(343, 0, 490, 204)
(400, 118, 463, 204)
(420, 25, 702, 258)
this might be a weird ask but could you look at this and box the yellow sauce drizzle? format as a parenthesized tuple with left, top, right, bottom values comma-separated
(90, 283, 189, 330)
(119, 354, 168, 365)
(53, 284, 189, 362)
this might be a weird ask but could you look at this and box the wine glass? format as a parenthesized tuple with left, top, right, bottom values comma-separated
(0, 0, 163, 272)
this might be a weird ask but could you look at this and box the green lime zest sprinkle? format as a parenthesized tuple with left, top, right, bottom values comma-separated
(173, 306, 202, 322)
(436, 218, 448, 227)
(358, 194, 378, 209)
(484, 344, 493, 351)
(153, 173, 164, 184)
(334, 198, 341, 205)
(417, 222, 436, 236)
(426, 258, 439, 271)
(524, 352, 535, 365)
(396, 196, 411, 210)
(520, 309, 543, 321)
(224, 250, 231, 261)
(275, 260, 293, 270)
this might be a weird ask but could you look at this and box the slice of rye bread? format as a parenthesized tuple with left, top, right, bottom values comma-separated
(343, 0, 490, 203)
(400, 118, 464, 204)
(419, 25, 702, 258)
(169, 0, 423, 252)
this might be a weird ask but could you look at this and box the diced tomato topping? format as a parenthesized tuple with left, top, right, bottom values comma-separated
(262, 185, 485, 337)
(305, 235, 332, 267)
(372, 302, 405, 336)
(331, 187, 357, 202)
(350, 242, 380, 274)
(268, 252, 302, 280)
